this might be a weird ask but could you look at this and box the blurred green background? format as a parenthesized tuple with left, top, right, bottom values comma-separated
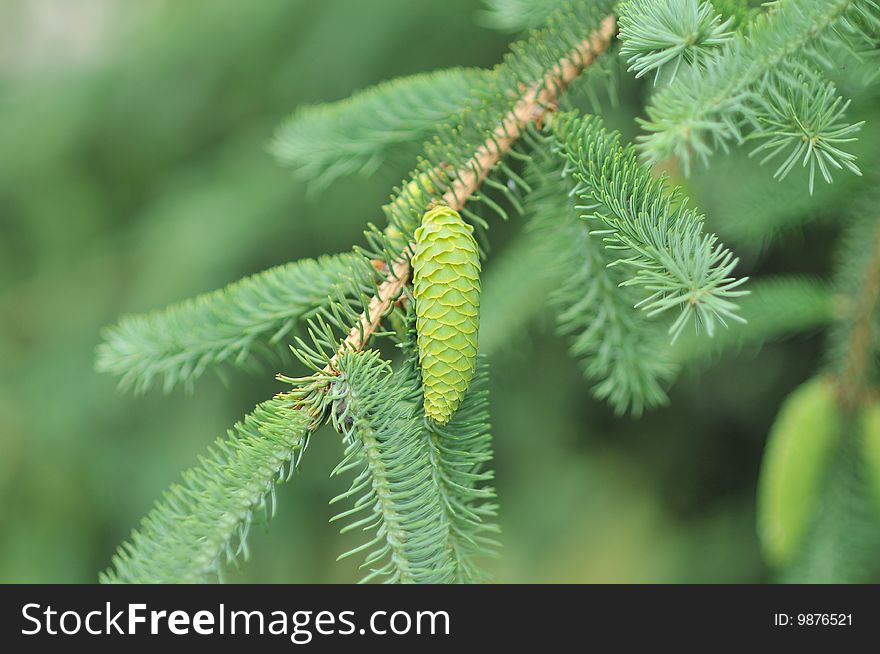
(0, 0, 832, 583)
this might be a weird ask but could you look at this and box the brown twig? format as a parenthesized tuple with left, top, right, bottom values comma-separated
(837, 218, 880, 412)
(324, 15, 617, 373)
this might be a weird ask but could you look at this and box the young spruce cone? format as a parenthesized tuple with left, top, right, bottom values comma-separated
(412, 204, 481, 424)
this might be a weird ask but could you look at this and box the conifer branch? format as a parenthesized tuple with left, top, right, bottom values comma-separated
(834, 216, 880, 411)
(271, 68, 494, 189)
(325, 14, 617, 374)
(102, 399, 310, 583)
(639, 0, 879, 177)
(618, 0, 734, 84)
(97, 252, 372, 394)
(421, 362, 499, 583)
(523, 145, 676, 414)
(325, 351, 454, 583)
(284, 346, 498, 582)
(544, 111, 748, 341)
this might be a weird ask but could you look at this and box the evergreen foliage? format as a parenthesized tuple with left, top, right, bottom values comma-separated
(618, 0, 734, 83)
(545, 112, 748, 340)
(398, 338, 499, 583)
(749, 69, 863, 194)
(370, 0, 618, 276)
(94, 0, 880, 584)
(639, 0, 879, 186)
(97, 252, 373, 394)
(270, 69, 494, 190)
(417, 364, 499, 583)
(524, 145, 675, 414)
(325, 350, 458, 583)
(286, 343, 496, 583)
(101, 399, 310, 583)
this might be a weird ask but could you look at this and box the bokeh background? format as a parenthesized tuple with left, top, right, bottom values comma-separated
(0, 0, 836, 583)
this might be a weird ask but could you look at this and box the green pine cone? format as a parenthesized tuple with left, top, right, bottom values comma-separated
(412, 204, 481, 424)
(756, 376, 841, 567)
